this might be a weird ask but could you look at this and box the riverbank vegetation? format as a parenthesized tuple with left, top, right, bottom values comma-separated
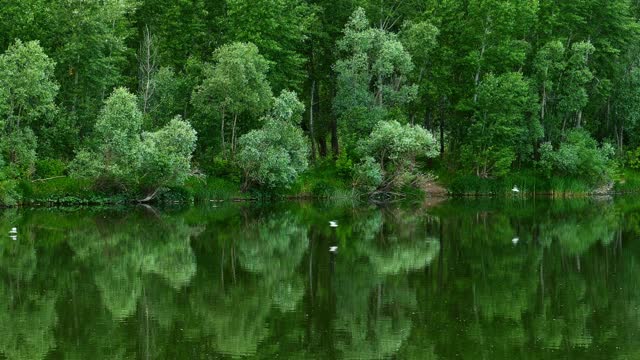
(3, 1, 640, 205)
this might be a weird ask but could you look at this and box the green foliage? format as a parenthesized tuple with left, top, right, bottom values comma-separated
(334, 8, 418, 146)
(191, 42, 273, 156)
(224, 0, 315, 91)
(0, 40, 58, 179)
(19, 177, 118, 205)
(72, 88, 197, 199)
(353, 156, 383, 193)
(4, 0, 640, 201)
(0, 39, 58, 130)
(335, 152, 354, 179)
(35, 158, 66, 179)
(71, 88, 143, 188)
(627, 147, 640, 170)
(139, 116, 197, 193)
(0, 180, 20, 206)
(355, 120, 438, 192)
(237, 91, 309, 191)
(539, 129, 615, 184)
(462, 72, 539, 178)
(1, 128, 37, 179)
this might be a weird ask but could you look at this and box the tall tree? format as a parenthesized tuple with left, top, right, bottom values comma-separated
(0, 40, 58, 177)
(191, 42, 273, 157)
(225, 0, 315, 92)
(333, 8, 417, 148)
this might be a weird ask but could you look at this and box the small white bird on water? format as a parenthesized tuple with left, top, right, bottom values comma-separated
(9, 235, 17, 241)
(512, 186, 520, 193)
(329, 246, 338, 253)
(512, 237, 519, 245)
(329, 221, 338, 228)
(9, 228, 17, 234)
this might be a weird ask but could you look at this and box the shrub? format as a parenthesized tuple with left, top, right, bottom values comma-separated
(355, 120, 438, 192)
(353, 156, 383, 192)
(35, 158, 67, 179)
(539, 129, 614, 184)
(0, 180, 20, 206)
(335, 152, 354, 179)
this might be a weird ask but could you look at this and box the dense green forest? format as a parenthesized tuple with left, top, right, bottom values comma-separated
(2, 0, 640, 204)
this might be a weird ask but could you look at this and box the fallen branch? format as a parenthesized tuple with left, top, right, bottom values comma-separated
(31, 176, 66, 183)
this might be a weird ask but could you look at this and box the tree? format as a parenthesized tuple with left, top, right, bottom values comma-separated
(333, 8, 418, 147)
(462, 72, 539, 177)
(558, 41, 595, 130)
(400, 20, 439, 125)
(0, 40, 58, 177)
(72, 88, 197, 199)
(191, 42, 273, 157)
(71, 87, 143, 189)
(539, 129, 614, 183)
(224, 0, 315, 92)
(139, 116, 197, 200)
(354, 120, 438, 193)
(237, 91, 309, 191)
(533, 40, 566, 141)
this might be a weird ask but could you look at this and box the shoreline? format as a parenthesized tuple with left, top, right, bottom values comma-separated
(3, 170, 640, 209)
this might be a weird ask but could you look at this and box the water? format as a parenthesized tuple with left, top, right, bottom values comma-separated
(0, 198, 638, 359)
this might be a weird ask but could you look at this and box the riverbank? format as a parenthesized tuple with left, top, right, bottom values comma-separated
(0, 162, 356, 207)
(3, 167, 640, 208)
(438, 168, 640, 197)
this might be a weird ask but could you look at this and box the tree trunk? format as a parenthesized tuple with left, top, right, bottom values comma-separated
(221, 107, 226, 157)
(138, 188, 161, 203)
(318, 135, 327, 157)
(439, 97, 446, 157)
(309, 80, 317, 162)
(139, 25, 156, 117)
(231, 113, 238, 156)
(576, 110, 582, 128)
(331, 118, 339, 157)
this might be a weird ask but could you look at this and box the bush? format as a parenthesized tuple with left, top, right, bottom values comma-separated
(35, 158, 67, 179)
(353, 157, 383, 192)
(539, 129, 615, 184)
(627, 147, 640, 170)
(237, 91, 309, 192)
(0, 180, 20, 206)
(206, 156, 242, 182)
(335, 152, 353, 179)
(355, 120, 438, 192)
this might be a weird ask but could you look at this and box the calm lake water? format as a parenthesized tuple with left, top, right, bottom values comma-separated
(0, 198, 639, 359)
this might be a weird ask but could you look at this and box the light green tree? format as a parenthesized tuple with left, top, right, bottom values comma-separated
(237, 90, 309, 191)
(192, 42, 273, 157)
(72, 88, 197, 198)
(71, 87, 143, 189)
(0, 40, 58, 178)
(334, 8, 418, 146)
(354, 120, 438, 192)
(138, 116, 197, 200)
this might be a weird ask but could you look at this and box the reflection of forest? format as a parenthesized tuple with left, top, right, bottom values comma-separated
(0, 199, 639, 359)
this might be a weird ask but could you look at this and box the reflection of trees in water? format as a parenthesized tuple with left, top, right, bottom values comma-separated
(414, 199, 632, 358)
(185, 212, 309, 357)
(0, 286, 57, 360)
(4, 199, 640, 359)
(67, 214, 196, 320)
(0, 215, 57, 360)
(334, 208, 440, 359)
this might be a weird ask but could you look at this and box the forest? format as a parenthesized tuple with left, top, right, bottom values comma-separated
(2, 0, 640, 204)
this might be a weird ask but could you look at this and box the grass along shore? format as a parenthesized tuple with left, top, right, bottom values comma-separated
(3, 166, 640, 208)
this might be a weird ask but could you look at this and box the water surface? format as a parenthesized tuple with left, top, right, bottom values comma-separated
(0, 198, 638, 359)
